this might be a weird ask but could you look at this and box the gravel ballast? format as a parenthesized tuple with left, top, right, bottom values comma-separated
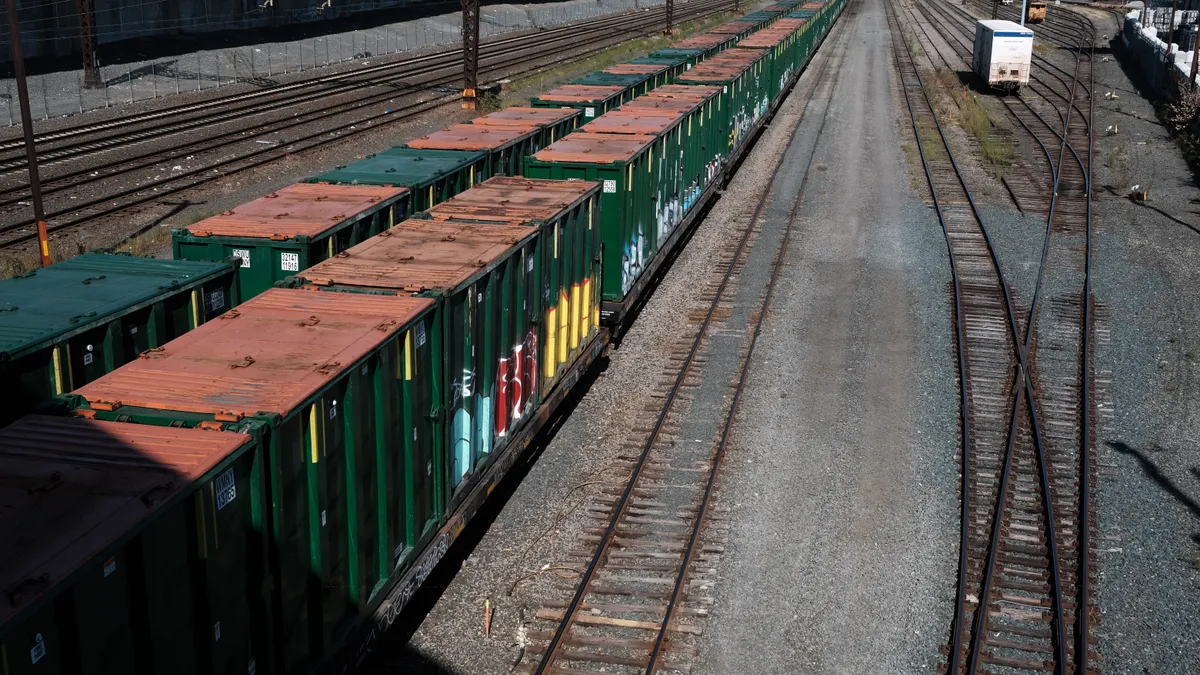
(1072, 6, 1200, 672)
(694, 0, 958, 670)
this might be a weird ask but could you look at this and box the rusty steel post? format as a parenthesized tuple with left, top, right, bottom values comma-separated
(76, 0, 101, 87)
(5, 0, 50, 265)
(666, 0, 674, 35)
(461, 0, 479, 109)
(1191, 24, 1199, 91)
(1167, 0, 1179, 81)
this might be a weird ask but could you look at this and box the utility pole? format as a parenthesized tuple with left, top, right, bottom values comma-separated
(1020, 0, 1027, 26)
(461, 0, 479, 110)
(5, 0, 50, 266)
(76, 0, 100, 87)
(666, 0, 674, 35)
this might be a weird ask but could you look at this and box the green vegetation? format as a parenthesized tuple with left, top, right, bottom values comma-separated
(960, 93, 1010, 166)
(0, 236, 88, 281)
(113, 225, 172, 258)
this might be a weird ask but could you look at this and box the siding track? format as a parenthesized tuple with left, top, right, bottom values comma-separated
(0, 0, 736, 250)
(888, 0, 1098, 672)
(512, 4, 856, 672)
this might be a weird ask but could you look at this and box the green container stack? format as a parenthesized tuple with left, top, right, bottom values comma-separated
(66, 288, 440, 675)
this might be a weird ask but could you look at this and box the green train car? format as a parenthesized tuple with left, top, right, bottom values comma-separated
(307, 147, 487, 213)
(4, 0, 852, 671)
(66, 289, 439, 675)
(0, 253, 240, 427)
(172, 183, 407, 299)
(0, 415, 271, 675)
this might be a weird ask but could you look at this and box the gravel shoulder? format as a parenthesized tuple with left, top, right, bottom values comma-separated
(1072, 6, 1200, 672)
(694, 0, 959, 671)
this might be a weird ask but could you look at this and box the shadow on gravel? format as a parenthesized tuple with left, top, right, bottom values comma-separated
(359, 643, 464, 674)
(360, 356, 610, 671)
(1108, 441, 1200, 546)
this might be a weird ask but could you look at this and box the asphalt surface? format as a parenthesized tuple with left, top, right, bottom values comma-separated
(694, 0, 958, 671)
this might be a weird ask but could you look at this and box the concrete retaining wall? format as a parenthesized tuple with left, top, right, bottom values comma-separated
(1122, 7, 1198, 96)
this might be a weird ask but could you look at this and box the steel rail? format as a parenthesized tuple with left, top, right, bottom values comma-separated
(903, 0, 1097, 670)
(0, 0, 728, 178)
(1079, 32, 1094, 675)
(642, 27, 849, 671)
(531, 8, 852, 671)
(921, 2, 1099, 667)
(0, 3, 693, 154)
(909, 0, 1089, 194)
(915, 0, 1091, 130)
(0, 0, 735, 249)
(887, 3, 1071, 674)
(0, 0, 732, 216)
(0, 0, 731, 205)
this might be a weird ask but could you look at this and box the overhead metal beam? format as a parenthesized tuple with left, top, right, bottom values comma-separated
(461, 0, 479, 109)
(76, 0, 101, 87)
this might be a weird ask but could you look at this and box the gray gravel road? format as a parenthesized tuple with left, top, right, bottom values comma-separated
(694, 0, 958, 671)
(1074, 6, 1200, 672)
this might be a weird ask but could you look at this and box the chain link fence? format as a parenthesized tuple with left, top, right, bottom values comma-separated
(1, 0, 663, 124)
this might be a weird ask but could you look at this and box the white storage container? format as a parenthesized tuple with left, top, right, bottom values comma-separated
(973, 20, 1034, 90)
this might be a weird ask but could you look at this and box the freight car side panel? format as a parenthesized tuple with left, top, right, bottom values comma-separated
(68, 289, 437, 675)
(0, 417, 270, 675)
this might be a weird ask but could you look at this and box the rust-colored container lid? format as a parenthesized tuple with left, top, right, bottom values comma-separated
(623, 98, 700, 114)
(426, 176, 599, 224)
(679, 64, 749, 82)
(184, 183, 406, 240)
(407, 123, 538, 151)
(581, 109, 685, 136)
(774, 18, 807, 28)
(603, 63, 670, 76)
(738, 32, 790, 48)
(672, 34, 730, 50)
(74, 288, 431, 419)
(646, 84, 724, 100)
(0, 415, 251, 626)
(471, 106, 582, 129)
(535, 84, 627, 104)
(801, 2, 823, 8)
(710, 47, 768, 63)
(708, 21, 755, 34)
(298, 219, 533, 293)
(532, 133, 657, 164)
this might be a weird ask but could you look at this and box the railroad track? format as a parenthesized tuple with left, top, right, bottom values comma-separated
(502, 6, 855, 674)
(888, 0, 1098, 672)
(0, 0, 735, 250)
(903, 0, 1092, 216)
(0, 2, 721, 178)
